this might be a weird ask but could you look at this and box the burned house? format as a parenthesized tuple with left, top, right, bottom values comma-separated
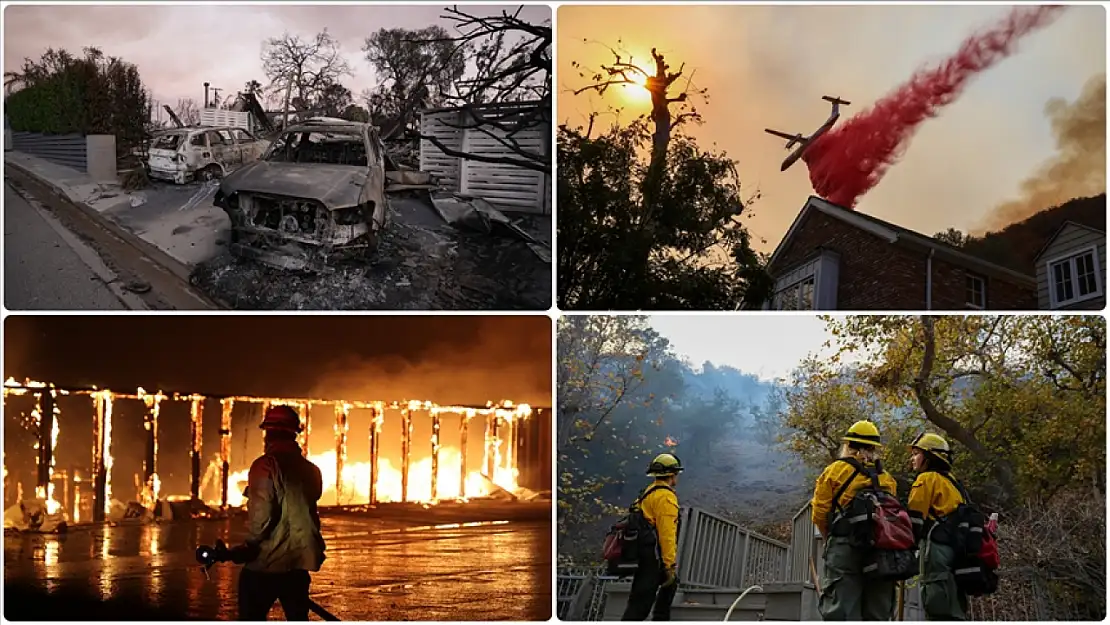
(2, 378, 551, 525)
(419, 101, 551, 216)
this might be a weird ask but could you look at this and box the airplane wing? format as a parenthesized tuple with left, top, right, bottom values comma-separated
(764, 128, 803, 141)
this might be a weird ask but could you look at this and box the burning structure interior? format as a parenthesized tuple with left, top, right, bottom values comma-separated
(3, 378, 551, 527)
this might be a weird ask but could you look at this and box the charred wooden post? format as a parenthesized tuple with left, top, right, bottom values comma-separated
(401, 409, 411, 502)
(302, 403, 312, 456)
(36, 391, 56, 501)
(505, 415, 516, 480)
(219, 399, 234, 508)
(189, 397, 203, 501)
(431, 412, 440, 500)
(260, 401, 271, 455)
(459, 412, 470, 498)
(72, 469, 83, 524)
(140, 392, 162, 506)
(334, 403, 349, 504)
(92, 392, 113, 523)
(486, 413, 498, 478)
(511, 412, 523, 477)
(368, 406, 381, 504)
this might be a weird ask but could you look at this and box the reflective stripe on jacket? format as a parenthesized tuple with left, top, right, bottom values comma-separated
(907, 470, 964, 537)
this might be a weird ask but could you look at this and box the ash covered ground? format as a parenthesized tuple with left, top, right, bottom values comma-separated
(189, 197, 551, 311)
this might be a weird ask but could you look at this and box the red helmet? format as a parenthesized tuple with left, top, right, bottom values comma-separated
(260, 405, 302, 433)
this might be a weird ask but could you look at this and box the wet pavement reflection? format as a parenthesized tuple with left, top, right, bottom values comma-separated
(4, 513, 551, 620)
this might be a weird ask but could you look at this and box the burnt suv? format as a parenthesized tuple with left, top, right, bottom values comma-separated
(214, 119, 392, 271)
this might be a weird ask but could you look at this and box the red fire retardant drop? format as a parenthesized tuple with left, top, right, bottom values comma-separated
(802, 5, 1067, 208)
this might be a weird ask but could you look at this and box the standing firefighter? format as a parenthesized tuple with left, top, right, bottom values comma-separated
(811, 420, 898, 621)
(225, 405, 327, 621)
(908, 432, 969, 620)
(621, 453, 683, 621)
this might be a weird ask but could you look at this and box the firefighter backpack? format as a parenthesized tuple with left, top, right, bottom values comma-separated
(830, 457, 918, 581)
(602, 484, 672, 577)
(936, 473, 1000, 596)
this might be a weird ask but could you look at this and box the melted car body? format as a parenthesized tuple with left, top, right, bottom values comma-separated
(148, 126, 269, 184)
(213, 120, 390, 271)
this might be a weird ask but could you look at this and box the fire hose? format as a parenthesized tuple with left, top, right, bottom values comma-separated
(722, 585, 764, 622)
(196, 540, 340, 621)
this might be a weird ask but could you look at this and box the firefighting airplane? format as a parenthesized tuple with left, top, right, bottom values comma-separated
(764, 95, 851, 172)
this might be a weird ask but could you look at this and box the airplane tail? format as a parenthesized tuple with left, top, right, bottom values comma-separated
(821, 95, 851, 106)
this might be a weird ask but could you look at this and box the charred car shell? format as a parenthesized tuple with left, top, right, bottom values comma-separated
(214, 120, 390, 272)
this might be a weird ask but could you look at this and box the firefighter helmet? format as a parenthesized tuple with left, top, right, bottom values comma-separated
(911, 432, 952, 466)
(843, 420, 882, 447)
(647, 453, 684, 476)
(260, 405, 302, 433)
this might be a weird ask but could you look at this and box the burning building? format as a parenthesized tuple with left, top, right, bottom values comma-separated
(2, 377, 551, 528)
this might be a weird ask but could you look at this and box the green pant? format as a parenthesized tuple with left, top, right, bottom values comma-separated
(818, 537, 895, 621)
(920, 538, 968, 621)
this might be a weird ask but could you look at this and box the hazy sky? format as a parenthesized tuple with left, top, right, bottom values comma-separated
(648, 315, 863, 381)
(559, 4, 1105, 253)
(3, 4, 551, 109)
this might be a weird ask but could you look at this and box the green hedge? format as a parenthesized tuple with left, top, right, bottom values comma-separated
(6, 50, 151, 151)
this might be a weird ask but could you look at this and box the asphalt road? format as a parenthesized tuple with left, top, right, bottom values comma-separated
(3, 180, 127, 310)
(4, 513, 551, 621)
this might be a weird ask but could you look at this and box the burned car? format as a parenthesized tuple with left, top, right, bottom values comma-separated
(148, 126, 269, 184)
(213, 120, 391, 271)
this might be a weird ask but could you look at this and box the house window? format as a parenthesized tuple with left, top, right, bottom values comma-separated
(1047, 247, 1102, 308)
(768, 252, 839, 310)
(966, 275, 985, 309)
(775, 276, 816, 310)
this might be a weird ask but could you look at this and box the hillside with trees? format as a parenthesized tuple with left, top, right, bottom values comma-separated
(558, 315, 1105, 619)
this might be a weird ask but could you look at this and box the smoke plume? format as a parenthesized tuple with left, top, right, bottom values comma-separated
(802, 5, 1068, 208)
(307, 317, 552, 408)
(978, 72, 1106, 231)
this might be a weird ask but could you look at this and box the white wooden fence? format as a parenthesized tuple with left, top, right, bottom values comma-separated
(200, 109, 257, 133)
(419, 102, 550, 215)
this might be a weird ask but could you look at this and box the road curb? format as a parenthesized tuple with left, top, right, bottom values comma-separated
(5, 158, 224, 309)
(7, 180, 150, 310)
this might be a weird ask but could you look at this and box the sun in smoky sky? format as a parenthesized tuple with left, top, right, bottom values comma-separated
(618, 68, 652, 106)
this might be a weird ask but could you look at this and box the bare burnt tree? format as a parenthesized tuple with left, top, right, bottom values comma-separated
(570, 44, 714, 301)
(175, 98, 200, 126)
(574, 45, 705, 184)
(414, 5, 552, 174)
(261, 30, 353, 128)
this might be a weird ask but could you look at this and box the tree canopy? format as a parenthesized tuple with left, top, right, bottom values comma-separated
(558, 45, 771, 310)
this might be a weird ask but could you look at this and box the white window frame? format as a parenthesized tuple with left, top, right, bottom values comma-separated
(965, 274, 986, 310)
(1045, 245, 1103, 308)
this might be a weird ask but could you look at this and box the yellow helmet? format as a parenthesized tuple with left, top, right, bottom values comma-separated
(647, 453, 684, 476)
(911, 432, 953, 467)
(843, 420, 882, 447)
(911, 432, 950, 454)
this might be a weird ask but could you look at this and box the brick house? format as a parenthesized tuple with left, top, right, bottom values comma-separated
(762, 196, 1038, 311)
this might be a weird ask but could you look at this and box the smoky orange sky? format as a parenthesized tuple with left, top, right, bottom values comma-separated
(558, 4, 1106, 253)
(307, 317, 552, 408)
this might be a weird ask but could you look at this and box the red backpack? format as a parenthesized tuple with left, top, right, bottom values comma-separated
(602, 484, 672, 577)
(831, 458, 918, 581)
(937, 473, 1000, 595)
